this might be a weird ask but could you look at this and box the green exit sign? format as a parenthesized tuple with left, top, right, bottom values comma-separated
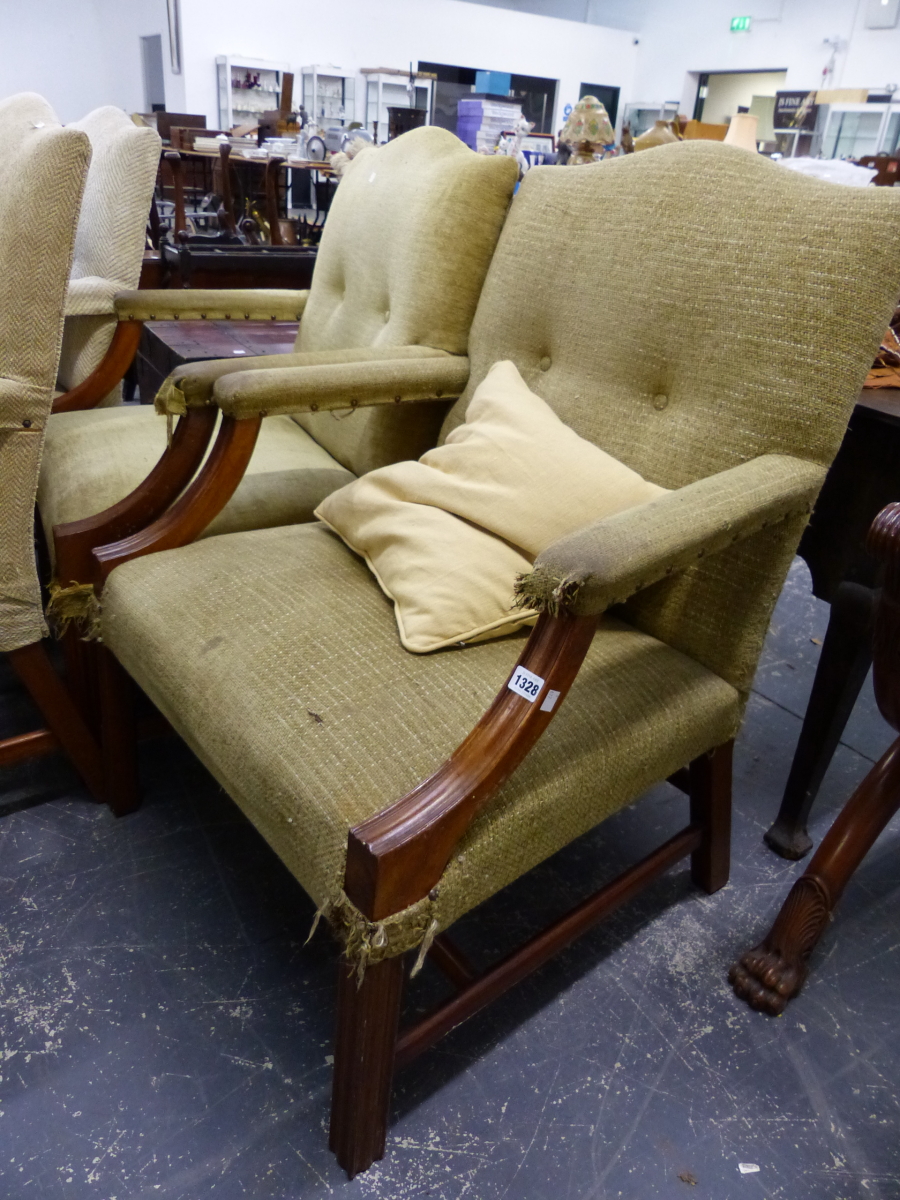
(730, 15, 752, 30)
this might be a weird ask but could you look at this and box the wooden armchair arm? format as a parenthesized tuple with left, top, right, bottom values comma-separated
(51, 320, 143, 413)
(53, 407, 218, 585)
(344, 610, 598, 920)
(91, 414, 261, 583)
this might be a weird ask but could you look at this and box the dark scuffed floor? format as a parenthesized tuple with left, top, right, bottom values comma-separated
(1, 559, 898, 1200)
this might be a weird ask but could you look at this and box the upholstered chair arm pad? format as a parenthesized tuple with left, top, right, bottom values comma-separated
(65, 276, 126, 316)
(155, 345, 455, 413)
(516, 454, 826, 617)
(113, 288, 310, 322)
(206, 354, 471, 419)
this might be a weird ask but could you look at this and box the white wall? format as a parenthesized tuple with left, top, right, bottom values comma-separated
(0, 0, 183, 122)
(701, 69, 786, 124)
(178, 0, 638, 133)
(630, 0, 900, 110)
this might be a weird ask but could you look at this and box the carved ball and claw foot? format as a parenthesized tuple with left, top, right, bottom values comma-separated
(729, 875, 831, 1015)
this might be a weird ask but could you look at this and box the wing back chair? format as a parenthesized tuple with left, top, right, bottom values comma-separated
(0, 94, 99, 798)
(54, 106, 160, 409)
(80, 142, 900, 1173)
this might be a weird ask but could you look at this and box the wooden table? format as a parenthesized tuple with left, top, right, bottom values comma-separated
(765, 388, 900, 858)
(136, 319, 299, 402)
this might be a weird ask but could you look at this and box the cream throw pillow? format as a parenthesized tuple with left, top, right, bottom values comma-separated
(315, 360, 669, 652)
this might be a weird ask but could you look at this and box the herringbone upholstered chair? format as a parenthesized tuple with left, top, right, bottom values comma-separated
(39, 128, 518, 580)
(82, 143, 900, 1174)
(55, 106, 160, 408)
(0, 93, 102, 800)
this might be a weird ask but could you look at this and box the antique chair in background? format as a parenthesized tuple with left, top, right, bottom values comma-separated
(40, 128, 517, 717)
(0, 94, 100, 798)
(76, 143, 900, 1172)
(731, 499, 900, 1015)
(52, 106, 160, 411)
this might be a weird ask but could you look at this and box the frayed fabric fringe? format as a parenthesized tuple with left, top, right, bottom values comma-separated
(319, 892, 441, 988)
(514, 568, 581, 617)
(46, 581, 102, 641)
(155, 376, 187, 418)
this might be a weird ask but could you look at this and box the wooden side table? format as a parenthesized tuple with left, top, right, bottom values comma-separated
(765, 388, 900, 858)
(136, 319, 300, 403)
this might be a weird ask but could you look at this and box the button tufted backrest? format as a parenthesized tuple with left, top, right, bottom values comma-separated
(0, 93, 90, 652)
(291, 126, 518, 475)
(440, 142, 900, 690)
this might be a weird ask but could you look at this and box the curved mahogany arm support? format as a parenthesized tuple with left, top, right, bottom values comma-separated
(344, 610, 599, 921)
(52, 321, 143, 413)
(866, 500, 900, 732)
(92, 413, 262, 582)
(53, 407, 218, 586)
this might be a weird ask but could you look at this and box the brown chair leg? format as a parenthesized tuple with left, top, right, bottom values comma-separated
(98, 647, 140, 817)
(689, 741, 733, 894)
(60, 627, 100, 732)
(6, 641, 104, 803)
(329, 954, 405, 1178)
(764, 581, 874, 861)
(730, 733, 900, 1014)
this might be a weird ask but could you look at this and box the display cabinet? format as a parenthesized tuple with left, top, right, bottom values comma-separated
(216, 55, 290, 129)
(301, 65, 355, 127)
(821, 102, 900, 159)
(362, 69, 435, 141)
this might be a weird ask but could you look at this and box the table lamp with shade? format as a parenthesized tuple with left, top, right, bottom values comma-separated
(724, 112, 760, 152)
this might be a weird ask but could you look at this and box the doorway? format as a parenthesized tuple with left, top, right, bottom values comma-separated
(141, 34, 166, 112)
(693, 69, 786, 124)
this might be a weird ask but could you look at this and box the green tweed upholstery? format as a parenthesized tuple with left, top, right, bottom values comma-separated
(39, 127, 516, 548)
(291, 127, 516, 473)
(98, 141, 900, 961)
(56, 107, 160, 406)
(101, 523, 742, 957)
(443, 143, 900, 693)
(0, 94, 90, 653)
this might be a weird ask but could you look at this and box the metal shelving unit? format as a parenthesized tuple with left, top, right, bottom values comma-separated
(301, 65, 355, 128)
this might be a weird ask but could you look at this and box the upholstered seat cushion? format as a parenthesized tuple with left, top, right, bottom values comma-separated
(100, 521, 742, 957)
(37, 407, 355, 557)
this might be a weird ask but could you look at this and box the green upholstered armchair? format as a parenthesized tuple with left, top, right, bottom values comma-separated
(83, 143, 900, 1174)
(53, 106, 161, 411)
(0, 94, 100, 798)
(40, 128, 518, 596)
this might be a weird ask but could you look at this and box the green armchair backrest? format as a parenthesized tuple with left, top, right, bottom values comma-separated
(442, 142, 900, 691)
(292, 125, 518, 476)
